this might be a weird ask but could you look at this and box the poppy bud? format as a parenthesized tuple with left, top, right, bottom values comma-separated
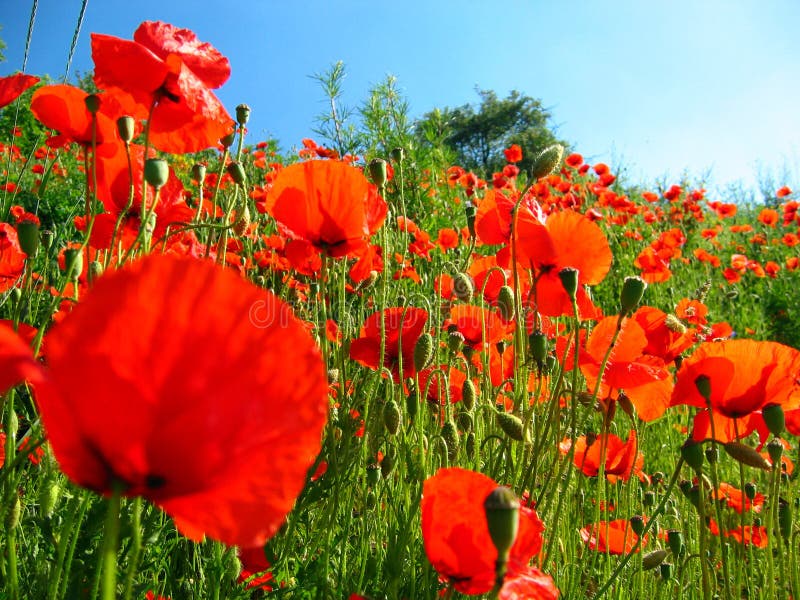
(724, 441, 771, 470)
(530, 144, 564, 179)
(432, 436, 449, 465)
(484, 486, 520, 565)
(405, 389, 418, 421)
(461, 379, 477, 411)
(381, 450, 396, 478)
(643, 491, 656, 507)
(366, 463, 381, 487)
(667, 529, 684, 557)
(617, 391, 635, 418)
(368, 158, 387, 188)
(391, 147, 405, 163)
(544, 354, 557, 374)
(366, 491, 377, 510)
(7, 410, 18, 440)
(6, 495, 21, 530)
(235, 103, 251, 126)
(744, 482, 757, 501)
(763, 403, 786, 437)
(457, 411, 473, 433)
(413, 333, 434, 371)
(465, 204, 477, 238)
(144, 158, 169, 190)
(660, 562, 673, 581)
(116, 116, 135, 143)
(233, 203, 251, 236)
(679, 479, 692, 497)
(191, 163, 207, 184)
(16, 220, 39, 257)
(558, 267, 579, 301)
(84, 93, 101, 114)
(64, 248, 83, 280)
(447, 331, 464, 354)
(452, 273, 474, 301)
(680, 439, 704, 472)
(767, 438, 784, 465)
(529, 330, 548, 364)
(441, 421, 459, 462)
(630, 515, 645, 537)
(652, 472, 664, 486)
(694, 374, 712, 403)
(39, 479, 60, 519)
(620, 276, 647, 316)
(466, 432, 476, 459)
(664, 313, 687, 334)
(227, 161, 247, 186)
(779, 499, 792, 541)
(704, 446, 718, 464)
(497, 285, 515, 321)
(642, 549, 668, 570)
(89, 260, 103, 281)
(383, 400, 401, 435)
(496, 410, 525, 442)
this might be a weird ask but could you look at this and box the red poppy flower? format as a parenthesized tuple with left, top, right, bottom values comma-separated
(349, 307, 428, 380)
(514, 209, 611, 318)
(91, 21, 232, 153)
(708, 519, 767, 548)
(0, 255, 328, 547)
(30, 85, 120, 151)
(475, 189, 545, 246)
(0, 73, 40, 108)
(0, 223, 26, 293)
(559, 430, 645, 483)
(671, 340, 800, 443)
(264, 160, 388, 258)
(417, 365, 468, 405)
(632, 306, 695, 364)
(504, 144, 523, 163)
(580, 518, 645, 554)
(449, 304, 508, 350)
(574, 316, 673, 422)
(421, 468, 557, 598)
(714, 482, 764, 514)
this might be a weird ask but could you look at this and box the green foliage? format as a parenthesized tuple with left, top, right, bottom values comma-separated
(310, 61, 363, 158)
(416, 88, 565, 176)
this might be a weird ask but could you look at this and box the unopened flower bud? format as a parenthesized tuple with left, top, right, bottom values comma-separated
(366, 463, 381, 487)
(16, 220, 39, 257)
(681, 439, 704, 472)
(763, 403, 786, 437)
(724, 441, 771, 470)
(529, 330, 548, 364)
(6, 495, 21, 530)
(226, 161, 247, 186)
(530, 144, 564, 179)
(496, 410, 525, 442)
(220, 130, 236, 148)
(383, 400, 401, 435)
(368, 158, 388, 187)
(497, 285, 515, 321)
(381, 451, 395, 478)
(452, 273, 474, 301)
(84, 94, 101, 114)
(779, 499, 793, 541)
(694, 375, 712, 403)
(465, 204, 477, 238)
(441, 420, 460, 462)
(461, 379, 477, 411)
(414, 333, 434, 372)
(457, 411, 473, 432)
(64, 248, 83, 280)
(620, 276, 647, 316)
(630, 515, 645, 537)
(642, 549, 668, 570)
(558, 267, 579, 301)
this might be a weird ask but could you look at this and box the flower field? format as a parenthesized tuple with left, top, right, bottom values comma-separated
(1, 19, 800, 600)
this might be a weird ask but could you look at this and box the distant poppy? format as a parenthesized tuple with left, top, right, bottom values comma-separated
(0, 73, 40, 109)
(671, 340, 800, 443)
(560, 430, 645, 483)
(421, 468, 557, 598)
(504, 144, 523, 163)
(714, 482, 764, 514)
(264, 160, 387, 258)
(0, 255, 328, 547)
(91, 21, 233, 153)
(580, 518, 645, 554)
(0, 223, 26, 293)
(708, 519, 767, 548)
(514, 209, 611, 318)
(349, 307, 428, 380)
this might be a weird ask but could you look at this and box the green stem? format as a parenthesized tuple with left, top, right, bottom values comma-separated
(99, 485, 123, 600)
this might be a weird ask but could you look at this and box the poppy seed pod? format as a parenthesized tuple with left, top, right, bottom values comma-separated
(220, 130, 236, 148)
(762, 403, 786, 436)
(40, 230, 54, 250)
(116, 116, 136, 143)
(620, 276, 647, 316)
(63, 248, 83, 280)
(767, 438, 784, 464)
(483, 486, 520, 563)
(660, 562, 673, 581)
(84, 93, 101, 114)
(529, 330, 548, 364)
(744, 482, 757, 501)
(226, 161, 247, 186)
(235, 103, 251, 126)
(667, 529, 684, 557)
(191, 163, 207, 184)
(530, 144, 564, 179)
(680, 439, 704, 472)
(368, 158, 387, 187)
(694, 374, 712, 403)
(144, 158, 169, 189)
(447, 330, 465, 354)
(391, 147, 404, 163)
(779, 499, 792, 541)
(629, 515, 645, 537)
(558, 267, 579, 301)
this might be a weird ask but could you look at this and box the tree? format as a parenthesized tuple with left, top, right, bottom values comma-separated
(416, 88, 565, 177)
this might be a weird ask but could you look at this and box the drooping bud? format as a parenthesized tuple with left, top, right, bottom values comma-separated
(558, 267, 579, 301)
(629, 515, 645, 537)
(767, 438, 784, 465)
(763, 403, 786, 437)
(441, 420, 460, 462)
(642, 549, 668, 570)
(414, 333, 434, 371)
(452, 273, 474, 301)
(680, 439, 704, 472)
(724, 441, 771, 470)
(383, 400, 401, 435)
(405, 389, 418, 421)
(64, 248, 83, 280)
(457, 411, 473, 432)
(381, 450, 396, 478)
(144, 158, 169, 190)
(667, 529, 684, 557)
(466, 432, 476, 459)
(497, 285, 515, 321)
(16, 220, 39, 257)
(529, 330, 548, 364)
(116, 116, 135, 144)
(620, 276, 647, 316)
(226, 161, 247, 186)
(465, 204, 477, 238)
(235, 103, 251, 126)
(484, 486, 520, 565)
(496, 410, 525, 442)
(694, 374, 712, 404)
(368, 158, 388, 188)
(530, 144, 564, 179)
(617, 391, 635, 418)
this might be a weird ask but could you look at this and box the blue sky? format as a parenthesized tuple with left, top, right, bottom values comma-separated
(2, 1, 799, 196)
